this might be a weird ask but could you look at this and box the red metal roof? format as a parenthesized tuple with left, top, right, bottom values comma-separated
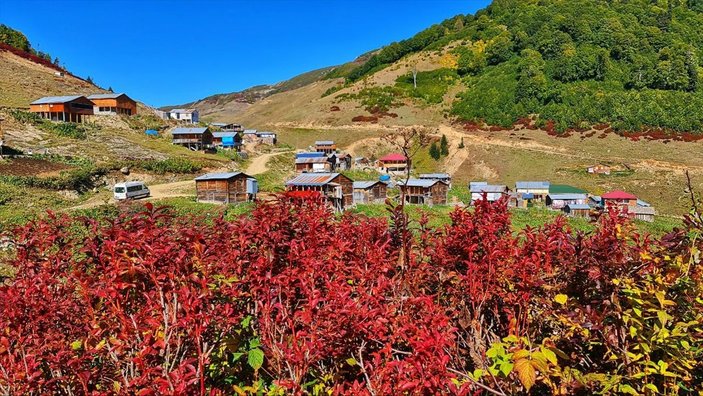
(602, 190, 637, 200)
(379, 153, 407, 162)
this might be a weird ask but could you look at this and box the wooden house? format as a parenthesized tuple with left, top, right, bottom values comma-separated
(87, 93, 137, 116)
(315, 140, 336, 154)
(212, 131, 242, 150)
(419, 173, 452, 188)
(398, 179, 449, 206)
(195, 172, 257, 204)
(563, 204, 592, 218)
(546, 193, 588, 210)
(628, 206, 656, 222)
(328, 152, 352, 171)
(601, 190, 637, 208)
(171, 127, 213, 150)
(256, 131, 277, 145)
(470, 182, 509, 203)
(30, 95, 94, 123)
(353, 181, 388, 204)
(169, 108, 199, 123)
(515, 181, 550, 200)
(377, 153, 409, 173)
(286, 172, 354, 211)
(295, 157, 333, 173)
(210, 122, 243, 132)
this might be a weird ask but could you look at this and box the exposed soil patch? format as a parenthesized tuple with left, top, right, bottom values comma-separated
(0, 158, 74, 177)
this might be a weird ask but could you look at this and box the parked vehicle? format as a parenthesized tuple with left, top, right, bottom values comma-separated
(114, 181, 150, 200)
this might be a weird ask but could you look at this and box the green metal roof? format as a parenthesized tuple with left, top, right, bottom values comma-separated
(549, 184, 587, 194)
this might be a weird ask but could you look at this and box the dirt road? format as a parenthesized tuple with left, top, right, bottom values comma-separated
(245, 151, 288, 175)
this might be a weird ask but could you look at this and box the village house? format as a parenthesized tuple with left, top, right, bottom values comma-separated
(377, 153, 409, 173)
(328, 152, 352, 171)
(210, 122, 243, 132)
(398, 179, 449, 206)
(315, 140, 336, 154)
(546, 193, 588, 210)
(628, 206, 656, 222)
(30, 95, 94, 123)
(256, 131, 277, 145)
(515, 181, 550, 201)
(563, 204, 592, 218)
(601, 190, 637, 208)
(171, 127, 213, 150)
(87, 93, 137, 116)
(169, 108, 199, 123)
(353, 180, 388, 204)
(588, 164, 612, 175)
(295, 157, 333, 173)
(419, 173, 452, 188)
(195, 172, 257, 204)
(286, 172, 354, 211)
(470, 182, 509, 203)
(212, 131, 242, 150)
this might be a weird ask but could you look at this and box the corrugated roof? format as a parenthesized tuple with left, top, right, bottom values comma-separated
(170, 108, 197, 114)
(637, 199, 651, 207)
(629, 206, 656, 215)
(549, 184, 586, 194)
(516, 181, 550, 189)
(602, 190, 637, 200)
(87, 93, 126, 99)
(565, 204, 591, 210)
(315, 140, 335, 145)
(471, 184, 507, 193)
(548, 193, 588, 200)
(172, 127, 209, 135)
(296, 152, 326, 158)
(286, 173, 341, 186)
(353, 181, 381, 189)
(419, 173, 451, 179)
(295, 157, 329, 164)
(195, 172, 245, 181)
(243, 129, 257, 134)
(31, 95, 84, 104)
(379, 153, 407, 162)
(397, 179, 445, 188)
(212, 132, 237, 138)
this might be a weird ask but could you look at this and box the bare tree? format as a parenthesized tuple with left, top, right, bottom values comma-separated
(410, 60, 419, 89)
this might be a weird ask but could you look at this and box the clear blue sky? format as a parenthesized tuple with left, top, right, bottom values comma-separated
(0, 0, 491, 107)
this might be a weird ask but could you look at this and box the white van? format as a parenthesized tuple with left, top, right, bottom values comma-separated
(114, 181, 150, 201)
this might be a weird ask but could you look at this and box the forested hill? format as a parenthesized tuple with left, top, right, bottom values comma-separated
(339, 0, 703, 133)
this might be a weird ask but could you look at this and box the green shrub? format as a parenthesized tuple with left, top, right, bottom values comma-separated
(395, 68, 458, 104)
(130, 158, 203, 175)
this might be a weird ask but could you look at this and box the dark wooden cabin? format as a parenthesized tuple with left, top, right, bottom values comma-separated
(286, 172, 354, 211)
(172, 127, 213, 150)
(353, 181, 387, 204)
(195, 172, 257, 204)
(398, 179, 449, 206)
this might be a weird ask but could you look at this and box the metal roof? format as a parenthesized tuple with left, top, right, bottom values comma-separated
(257, 132, 276, 136)
(629, 206, 656, 215)
(296, 152, 326, 158)
(637, 199, 651, 207)
(172, 127, 209, 135)
(548, 193, 588, 200)
(471, 184, 507, 193)
(419, 173, 451, 179)
(212, 132, 237, 138)
(565, 204, 591, 210)
(549, 184, 586, 194)
(379, 153, 407, 162)
(397, 179, 445, 188)
(170, 108, 197, 114)
(195, 172, 246, 181)
(516, 181, 550, 189)
(87, 93, 127, 100)
(353, 181, 382, 189)
(243, 129, 257, 134)
(469, 181, 488, 190)
(31, 95, 84, 104)
(602, 190, 637, 200)
(295, 157, 329, 164)
(286, 173, 341, 186)
(315, 140, 335, 145)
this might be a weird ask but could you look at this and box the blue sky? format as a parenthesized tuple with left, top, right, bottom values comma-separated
(0, 0, 491, 107)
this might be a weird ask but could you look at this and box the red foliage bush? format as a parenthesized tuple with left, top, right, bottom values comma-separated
(1, 198, 701, 395)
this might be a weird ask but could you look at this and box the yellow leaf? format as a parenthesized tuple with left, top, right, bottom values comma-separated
(554, 294, 568, 305)
(514, 358, 536, 391)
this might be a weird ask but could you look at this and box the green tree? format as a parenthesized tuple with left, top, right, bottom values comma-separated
(440, 135, 449, 156)
(429, 142, 440, 160)
(686, 50, 699, 91)
(0, 24, 31, 52)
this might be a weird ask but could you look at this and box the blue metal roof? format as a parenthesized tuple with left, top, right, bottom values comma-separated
(296, 152, 326, 158)
(195, 172, 246, 181)
(31, 95, 84, 104)
(172, 127, 209, 135)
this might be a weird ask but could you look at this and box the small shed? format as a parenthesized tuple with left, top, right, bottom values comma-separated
(286, 172, 354, 211)
(564, 204, 592, 218)
(353, 181, 388, 204)
(419, 173, 452, 188)
(629, 206, 656, 223)
(398, 179, 449, 206)
(546, 193, 588, 210)
(315, 140, 336, 154)
(195, 172, 256, 204)
(470, 182, 509, 203)
(295, 157, 333, 173)
(171, 127, 213, 150)
(212, 131, 242, 150)
(256, 132, 277, 145)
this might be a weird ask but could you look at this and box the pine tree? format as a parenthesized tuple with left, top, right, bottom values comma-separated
(429, 142, 440, 160)
(440, 135, 449, 156)
(86, 76, 94, 84)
